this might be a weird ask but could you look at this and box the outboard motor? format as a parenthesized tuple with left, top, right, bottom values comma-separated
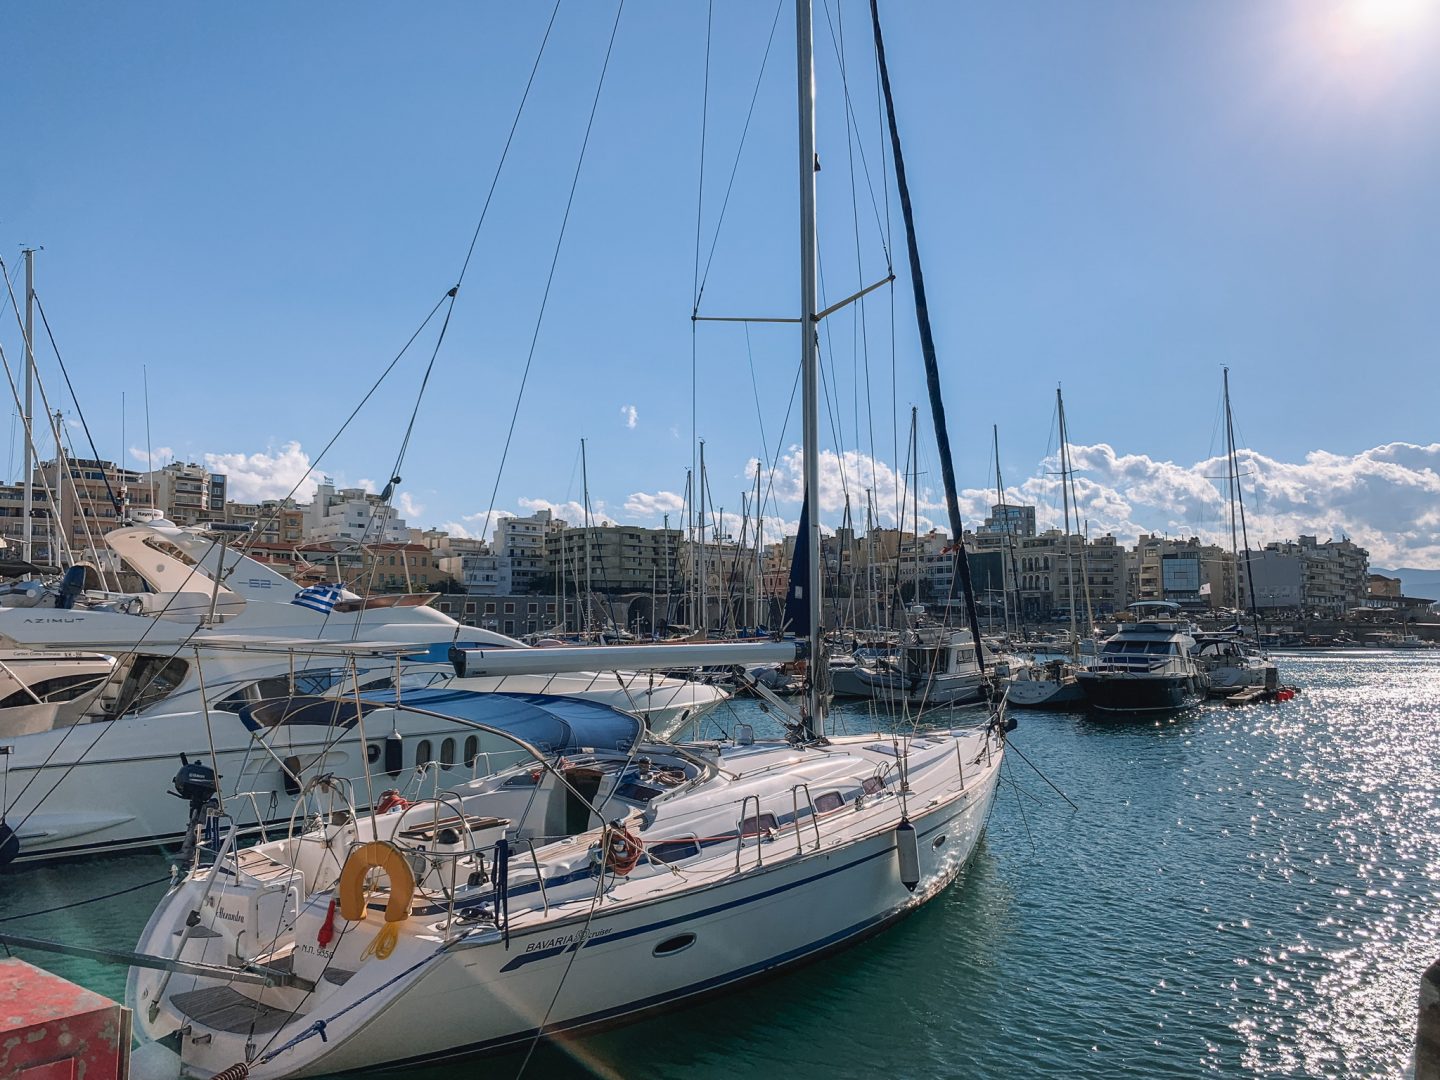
(55, 565, 87, 610)
(171, 754, 219, 866)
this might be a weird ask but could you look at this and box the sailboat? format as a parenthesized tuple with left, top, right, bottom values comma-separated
(1006, 388, 1088, 708)
(122, 5, 1008, 1076)
(1192, 368, 1278, 696)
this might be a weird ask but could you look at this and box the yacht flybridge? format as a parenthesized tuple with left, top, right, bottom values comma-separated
(0, 518, 729, 864)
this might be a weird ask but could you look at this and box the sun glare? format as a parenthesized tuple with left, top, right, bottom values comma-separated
(1347, 0, 1434, 34)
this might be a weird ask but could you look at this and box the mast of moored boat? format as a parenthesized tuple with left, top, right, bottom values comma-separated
(21, 248, 36, 565)
(869, 0, 987, 675)
(796, 0, 824, 737)
(1057, 387, 1078, 659)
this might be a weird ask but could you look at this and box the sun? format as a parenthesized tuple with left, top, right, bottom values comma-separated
(1347, 0, 1434, 34)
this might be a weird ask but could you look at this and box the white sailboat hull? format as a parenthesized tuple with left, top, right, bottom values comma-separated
(130, 727, 1003, 1080)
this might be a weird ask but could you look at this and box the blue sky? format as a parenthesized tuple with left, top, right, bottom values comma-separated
(3, 1, 1439, 566)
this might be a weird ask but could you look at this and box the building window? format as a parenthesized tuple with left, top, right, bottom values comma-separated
(504, 602, 515, 614)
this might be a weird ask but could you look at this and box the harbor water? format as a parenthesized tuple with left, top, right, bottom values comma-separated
(2, 650, 1436, 1078)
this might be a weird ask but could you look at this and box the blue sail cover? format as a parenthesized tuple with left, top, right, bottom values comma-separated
(361, 687, 643, 755)
(782, 496, 811, 637)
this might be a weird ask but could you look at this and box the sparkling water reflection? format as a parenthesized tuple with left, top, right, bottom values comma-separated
(1, 651, 1435, 1078)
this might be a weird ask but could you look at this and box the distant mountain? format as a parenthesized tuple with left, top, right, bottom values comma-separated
(1371, 567, 1440, 601)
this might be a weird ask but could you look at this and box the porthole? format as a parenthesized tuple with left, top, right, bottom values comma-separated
(463, 736, 479, 768)
(932, 835, 947, 849)
(652, 933, 697, 957)
(366, 744, 381, 764)
(440, 738, 456, 770)
(416, 740, 432, 768)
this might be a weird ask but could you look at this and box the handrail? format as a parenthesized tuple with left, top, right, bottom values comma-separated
(230, 790, 276, 844)
(736, 795, 763, 872)
(954, 734, 966, 790)
(790, 783, 821, 853)
(518, 836, 549, 915)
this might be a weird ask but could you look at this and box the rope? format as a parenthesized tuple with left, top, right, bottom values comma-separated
(0, 875, 170, 923)
(474, 0, 626, 547)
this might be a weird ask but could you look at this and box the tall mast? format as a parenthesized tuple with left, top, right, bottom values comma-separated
(870, 0, 986, 672)
(581, 438, 593, 635)
(753, 466, 763, 630)
(698, 440, 708, 635)
(993, 424, 1015, 635)
(1057, 387, 1078, 655)
(21, 248, 36, 564)
(1224, 369, 1241, 611)
(1224, 368, 1263, 640)
(796, 0, 824, 736)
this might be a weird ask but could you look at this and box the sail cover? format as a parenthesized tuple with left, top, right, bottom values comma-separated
(782, 497, 811, 638)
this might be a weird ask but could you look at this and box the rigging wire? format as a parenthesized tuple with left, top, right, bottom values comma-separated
(692, 0, 786, 310)
(475, 0, 627, 547)
(32, 293, 121, 513)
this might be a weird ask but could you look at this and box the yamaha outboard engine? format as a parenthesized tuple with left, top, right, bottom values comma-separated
(171, 754, 219, 866)
(55, 565, 87, 610)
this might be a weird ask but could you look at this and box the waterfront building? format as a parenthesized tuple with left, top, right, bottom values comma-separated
(225, 500, 304, 546)
(1133, 534, 1235, 611)
(3, 458, 158, 565)
(1241, 535, 1369, 614)
(144, 461, 227, 527)
(977, 502, 1037, 538)
(302, 480, 409, 544)
(494, 509, 566, 595)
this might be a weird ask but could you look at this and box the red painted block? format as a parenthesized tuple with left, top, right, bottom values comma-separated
(0, 959, 130, 1080)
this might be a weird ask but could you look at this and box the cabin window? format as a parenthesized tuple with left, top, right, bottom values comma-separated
(652, 933, 697, 957)
(416, 740, 432, 767)
(741, 812, 778, 838)
(440, 738, 456, 770)
(862, 777, 886, 796)
(112, 655, 189, 717)
(0, 672, 109, 709)
(648, 838, 702, 864)
(814, 791, 844, 814)
(464, 736, 479, 768)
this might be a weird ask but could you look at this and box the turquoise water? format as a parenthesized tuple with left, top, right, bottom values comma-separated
(3, 651, 1437, 1078)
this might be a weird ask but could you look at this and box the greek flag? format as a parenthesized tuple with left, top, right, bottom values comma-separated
(292, 584, 345, 613)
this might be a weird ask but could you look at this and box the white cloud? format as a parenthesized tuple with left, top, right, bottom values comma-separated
(621, 404, 638, 430)
(1003, 440, 1440, 567)
(435, 520, 474, 539)
(129, 445, 174, 468)
(395, 491, 424, 519)
(204, 441, 318, 503)
(624, 489, 686, 517)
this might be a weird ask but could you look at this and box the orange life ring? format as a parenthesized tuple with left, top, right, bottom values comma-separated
(337, 840, 415, 960)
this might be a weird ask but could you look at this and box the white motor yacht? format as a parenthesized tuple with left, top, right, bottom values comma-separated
(0, 520, 727, 864)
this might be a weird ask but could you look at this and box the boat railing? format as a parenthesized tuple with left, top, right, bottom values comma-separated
(953, 735, 967, 790)
(790, 784, 822, 854)
(737, 795, 764, 872)
(228, 789, 279, 844)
